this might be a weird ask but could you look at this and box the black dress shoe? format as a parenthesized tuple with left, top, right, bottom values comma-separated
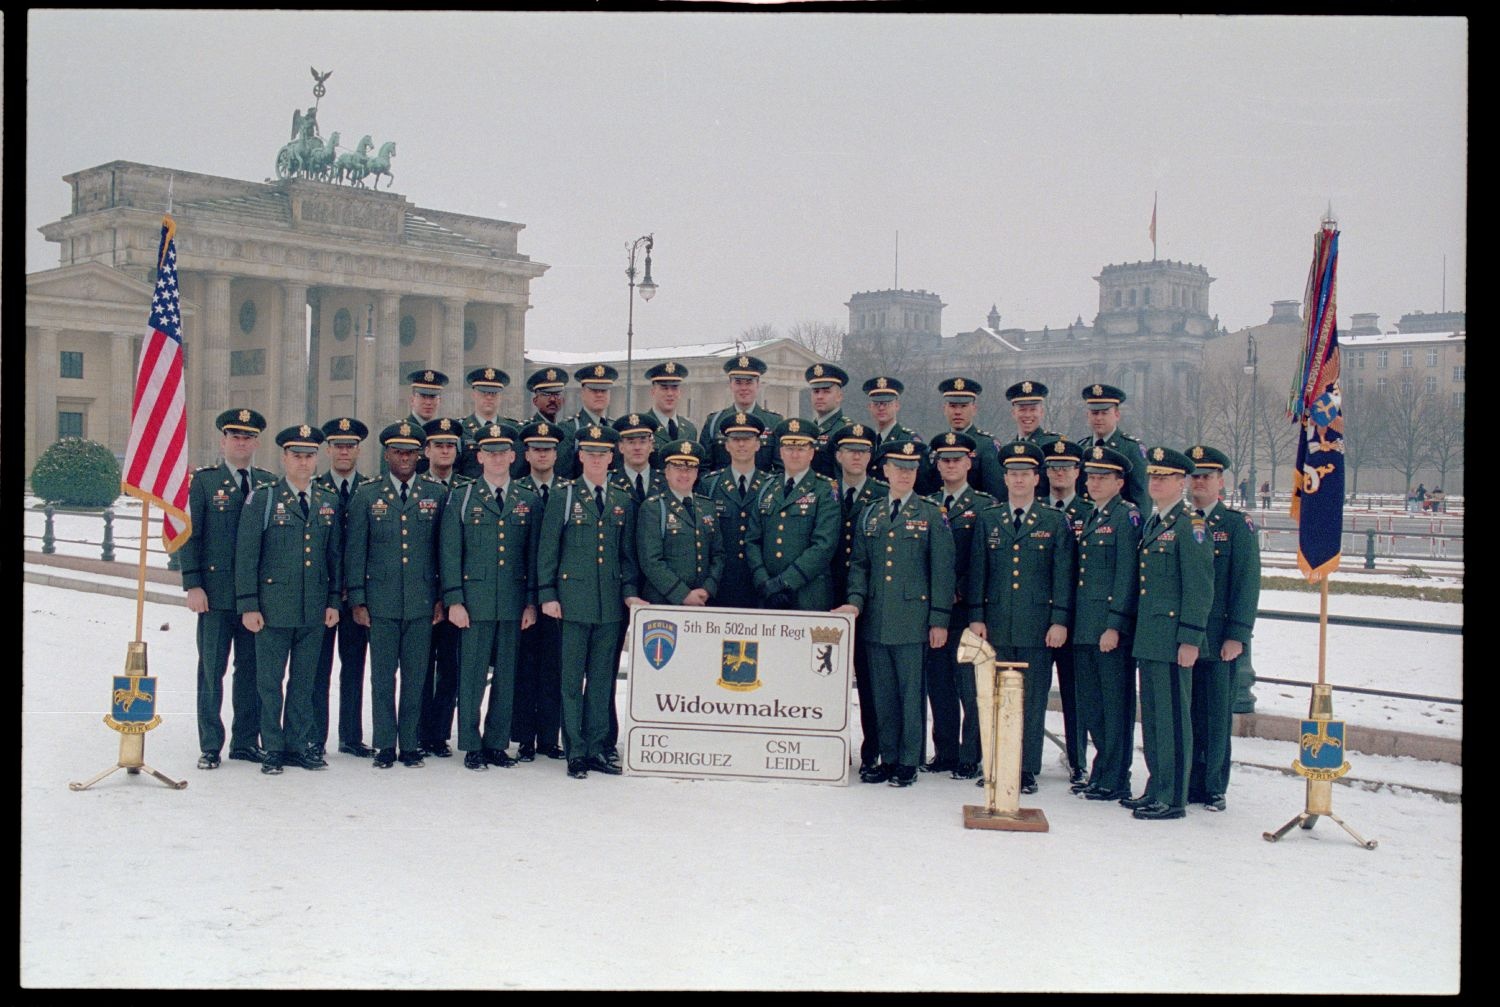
(540, 745, 566, 760)
(228, 745, 267, 763)
(1119, 792, 1154, 810)
(1133, 802, 1187, 821)
(858, 763, 890, 784)
(484, 748, 518, 768)
(920, 757, 957, 774)
(567, 759, 589, 779)
(373, 748, 396, 769)
(1203, 795, 1227, 812)
(292, 746, 328, 770)
(424, 741, 453, 759)
(950, 762, 980, 780)
(312, 743, 327, 758)
(603, 746, 620, 762)
(586, 755, 623, 776)
(197, 751, 221, 770)
(1086, 787, 1133, 802)
(517, 743, 536, 762)
(464, 752, 487, 771)
(888, 764, 917, 787)
(1070, 778, 1094, 794)
(338, 741, 375, 758)
(1020, 771, 1038, 795)
(1069, 766, 1087, 787)
(260, 752, 284, 776)
(399, 750, 425, 768)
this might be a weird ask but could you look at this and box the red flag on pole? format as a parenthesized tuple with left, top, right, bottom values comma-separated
(121, 217, 192, 551)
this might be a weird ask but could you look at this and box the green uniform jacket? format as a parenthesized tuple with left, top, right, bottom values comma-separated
(510, 411, 572, 481)
(181, 462, 275, 610)
(314, 470, 372, 532)
(846, 494, 956, 645)
(235, 477, 343, 627)
(746, 471, 841, 610)
(457, 412, 520, 480)
(834, 478, 889, 604)
(701, 467, 771, 603)
(1202, 501, 1261, 652)
(651, 415, 699, 459)
(1076, 429, 1148, 506)
(811, 409, 853, 479)
(1132, 501, 1214, 663)
(440, 478, 542, 621)
(699, 404, 784, 472)
(536, 478, 639, 624)
(556, 411, 613, 480)
(1073, 494, 1144, 645)
(930, 485, 996, 629)
(612, 466, 667, 507)
(967, 500, 1075, 645)
(954, 424, 1004, 499)
(345, 476, 445, 620)
(636, 491, 725, 604)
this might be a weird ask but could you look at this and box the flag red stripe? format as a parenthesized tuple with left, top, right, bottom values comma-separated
(131, 332, 167, 418)
(126, 336, 180, 486)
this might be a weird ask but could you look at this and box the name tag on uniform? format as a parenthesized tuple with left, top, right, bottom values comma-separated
(572, 501, 585, 518)
(372, 499, 389, 516)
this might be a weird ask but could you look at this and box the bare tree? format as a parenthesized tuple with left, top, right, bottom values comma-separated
(785, 320, 845, 362)
(1252, 378, 1299, 494)
(738, 322, 780, 347)
(1374, 369, 1431, 496)
(1427, 396, 1465, 492)
(1202, 360, 1257, 484)
(1339, 382, 1384, 501)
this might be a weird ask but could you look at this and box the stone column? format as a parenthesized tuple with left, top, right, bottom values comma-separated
(34, 327, 59, 461)
(201, 273, 233, 462)
(377, 292, 402, 427)
(441, 297, 467, 417)
(280, 282, 309, 426)
(501, 303, 528, 402)
(110, 332, 135, 458)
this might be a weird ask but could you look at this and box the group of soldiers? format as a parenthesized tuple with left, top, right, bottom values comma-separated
(182, 354, 1259, 816)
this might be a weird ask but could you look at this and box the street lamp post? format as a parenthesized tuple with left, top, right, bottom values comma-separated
(1236, 330, 1260, 714)
(625, 234, 657, 409)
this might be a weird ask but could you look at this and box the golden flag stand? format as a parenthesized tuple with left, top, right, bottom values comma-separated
(1262, 578, 1372, 848)
(958, 630, 1048, 832)
(70, 499, 188, 792)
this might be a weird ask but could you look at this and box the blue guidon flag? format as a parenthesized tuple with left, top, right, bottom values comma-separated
(642, 619, 678, 670)
(1288, 216, 1345, 582)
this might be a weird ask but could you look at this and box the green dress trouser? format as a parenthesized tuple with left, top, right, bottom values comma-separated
(868, 642, 926, 768)
(255, 624, 323, 754)
(1138, 659, 1193, 807)
(457, 620, 521, 753)
(561, 621, 622, 760)
(368, 616, 433, 754)
(1190, 657, 1234, 799)
(1074, 644, 1135, 793)
(196, 609, 261, 753)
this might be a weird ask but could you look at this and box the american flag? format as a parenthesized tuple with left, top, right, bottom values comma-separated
(122, 217, 192, 551)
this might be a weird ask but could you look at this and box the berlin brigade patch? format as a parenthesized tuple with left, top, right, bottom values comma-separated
(1191, 514, 1207, 544)
(642, 619, 678, 670)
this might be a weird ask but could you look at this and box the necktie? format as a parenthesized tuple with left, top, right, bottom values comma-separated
(400, 481, 408, 505)
(238, 469, 250, 496)
(594, 485, 605, 515)
(943, 494, 954, 513)
(539, 483, 550, 507)
(1147, 514, 1160, 537)
(682, 496, 695, 519)
(785, 477, 796, 498)
(1013, 507, 1024, 531)
(668, 418, 678, 440)
(635, 473, 645, 499)
(739, 474, 748, 497)
(1055, 498, 1065, 509)
(298, 490, 309, 518)
(891, 500, 901, 523)
(1196, 508, 1206, 518)
(845, 487, 856, 510)
(338, 479, 350, 506)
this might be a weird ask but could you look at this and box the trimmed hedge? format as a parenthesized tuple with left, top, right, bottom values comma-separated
(30, 438, 122, 508)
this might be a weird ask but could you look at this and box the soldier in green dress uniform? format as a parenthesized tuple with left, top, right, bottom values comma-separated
(512, 368, 572, 481)
(513, 420, 567, 760)
(924, 431, 996, 779)
(1041, 438, 1094, 788)
(1072, 446, 1144, 802)
(644, 361, 697, 456)
(235, 424, 343, 775)
(637, 440, 724, 605)
(806, 363, 853, 479)
(699, 355, 784, 472)
(937, 377, 1004, 499)
(183, 407, 273, 770)
(313, 416, 373, 758)
(537, 423, 644, 779)
(746, 418, 841, 611)
(612, 412, 666, 503)
(699, 411, 772, 610)
(838, 439, 955, 787)
(966, 440, 1075, 794)
(1185, 444, 1261, 812)
(862, 376, 936, 495)
(557, 363, 618, 480)
(457, 367, 517, 480)
(441, 423, 541, 771)
(829, 424, 889, 776)
(344, 422, 446, 769)
(402, 369, 449, 476)
(1122, 446, 1215, 820)
(1077, 383, 1148, 506)
(417, 417, 468, 758)
(1004, 380, 1064, 446)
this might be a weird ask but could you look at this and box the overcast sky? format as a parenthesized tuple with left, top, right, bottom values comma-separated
(27, 11, 1467, 352)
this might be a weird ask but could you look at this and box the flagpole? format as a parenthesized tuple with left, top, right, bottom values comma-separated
(135, 501, 151, 644)
(1317, 578, 1329, 687)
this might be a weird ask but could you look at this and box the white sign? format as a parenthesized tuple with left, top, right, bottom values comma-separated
(626, 605, 853, 784)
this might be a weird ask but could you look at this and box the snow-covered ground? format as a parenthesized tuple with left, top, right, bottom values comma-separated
(22, 583, 1460, 991)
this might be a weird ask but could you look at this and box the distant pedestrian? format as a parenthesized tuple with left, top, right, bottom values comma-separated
(1259, 481, 1271, 509)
